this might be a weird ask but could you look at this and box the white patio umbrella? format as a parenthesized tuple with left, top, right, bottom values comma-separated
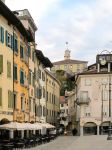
(0, 122, 25, 130)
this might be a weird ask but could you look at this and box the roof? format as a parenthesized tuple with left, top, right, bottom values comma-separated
(35, 50, 53, 68)
(0, 1, 34, 42)
(53, 59, 88, 65)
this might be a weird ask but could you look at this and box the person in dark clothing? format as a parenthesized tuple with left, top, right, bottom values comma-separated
(72, 128, 77, 136)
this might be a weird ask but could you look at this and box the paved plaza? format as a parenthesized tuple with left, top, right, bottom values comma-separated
(23, 135, 112, 150)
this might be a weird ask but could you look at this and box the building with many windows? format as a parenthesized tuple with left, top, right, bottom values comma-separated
(0, 0, 33, 123)
(51, 49, 88, 75)
(75, 53, 112, 136)
(35, 50, 53, 123)
(45, 69, 60, 126)
(15, 9, 38, 122)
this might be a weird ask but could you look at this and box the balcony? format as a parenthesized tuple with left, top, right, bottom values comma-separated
(76, 97, 90, 105)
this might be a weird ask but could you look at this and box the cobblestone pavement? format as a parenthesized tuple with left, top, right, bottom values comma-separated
(23, 135, 112, 150)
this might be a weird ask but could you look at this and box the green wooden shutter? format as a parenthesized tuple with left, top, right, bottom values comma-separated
(0, 55, 3, 73)
(7, 61, 11, 78)
(0, 88, 2, 106)
(11, 35, 13, 50)
(5, 30, 8, 46)
(1, 27, 4, 43)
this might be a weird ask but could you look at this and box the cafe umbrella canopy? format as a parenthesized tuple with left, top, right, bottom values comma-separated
(0, 122, 44, 130)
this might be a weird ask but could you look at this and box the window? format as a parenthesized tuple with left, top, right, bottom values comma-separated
(43, 106, 46, 116)
(46, 91, 48, 101)
(5, 31, 11, 47)
(61, 104, 64, 107)
(85, 78, 91, 86)
(42, 72, 45, 81)
(0, 88, 2, 106)
(38, 69, 41, 79)
(13, 93, 17, 109)
(0, 26, 4, 43)
(0, 55, 3, 73)
(32, 51, 35, 62)
(37, 87, 42, 99)
(8, 90, 13, 109)
(80, 91, 88, 101)
(20, 45, 24, 59)
(28, 45, 31, 58)
(14, 64, 17, 80)
(20, 69, 24, 85)
(29, 70, 31, 85)
(64, 65, 67, 69)
(7, 61, 11, 78)
(21, 97, 24, 111)
(84, 106, 91, 117)
(29, 99, 32, 112)
(103, 106, 108, 117)
(14, 34, 18, 53)
(43, 87, 45, 98)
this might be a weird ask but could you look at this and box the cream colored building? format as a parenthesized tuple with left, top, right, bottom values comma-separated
(51, 49, 88, 75)
(45, 69, 60, 126)
(75, 53, 112, 136)
(35, 50, 53, 123)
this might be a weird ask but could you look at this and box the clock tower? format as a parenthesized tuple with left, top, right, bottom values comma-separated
(96, 53, 112, 72)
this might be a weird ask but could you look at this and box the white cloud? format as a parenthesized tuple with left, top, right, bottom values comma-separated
(5, 0, 112, 65)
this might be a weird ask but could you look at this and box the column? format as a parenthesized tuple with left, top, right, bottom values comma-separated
(108, 63, 110, 72)
(97, 63, 100, 72)
(21, 130, 24, 139)
(27, 130, 29, 138)
(97, 125, 99, 135)
(33, 130, 36, 135)
(80, 126, 83, 136)
(9, 130, 14, 139)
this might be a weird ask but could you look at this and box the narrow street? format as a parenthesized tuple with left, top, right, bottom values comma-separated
(23, 135, 112, 150)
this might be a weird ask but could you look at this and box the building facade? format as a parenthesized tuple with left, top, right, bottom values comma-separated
(51, 49, 88, 75)
(0, 1, 33, 123)
(45, 69, 60, 126)
(75, 53, 112, 136)
(15, 9, 38, 122)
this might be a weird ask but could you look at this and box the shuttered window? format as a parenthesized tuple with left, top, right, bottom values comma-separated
(8, 90, 13, 108)
(29, 70, 31, 85)
(0, 27, 4, 43)
(20, 45, 24, 58)
(14, 34, 18, 53)
(14, 64, 17, 80)
(0, 55, 3, 73)
(7, 61, 11, 78)
(20, 69, 24, 85)
(0, 88, 2, 106)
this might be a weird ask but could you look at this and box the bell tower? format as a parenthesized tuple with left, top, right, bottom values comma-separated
(64, 42, 71, 60)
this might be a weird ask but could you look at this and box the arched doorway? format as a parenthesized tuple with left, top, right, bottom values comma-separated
(99, 121, 111, 135)
(0, 118, 10, 140)
(83, 122, 97, 135)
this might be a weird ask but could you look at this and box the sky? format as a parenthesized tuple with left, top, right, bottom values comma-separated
(5, 0, 112, 65)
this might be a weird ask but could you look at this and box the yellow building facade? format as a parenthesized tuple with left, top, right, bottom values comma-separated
(0, 1, 34, 123)
(45, 69, 60, 125)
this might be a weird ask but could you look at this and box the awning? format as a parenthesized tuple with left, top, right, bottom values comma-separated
(0, 122, 25, 130)
(42, 123, 55, 129)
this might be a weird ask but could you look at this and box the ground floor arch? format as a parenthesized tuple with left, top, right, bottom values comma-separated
(99, 121, 111, 135)
(83, 122, 97, 135)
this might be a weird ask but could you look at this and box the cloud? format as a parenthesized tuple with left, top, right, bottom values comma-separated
(5, 0, 112, 65)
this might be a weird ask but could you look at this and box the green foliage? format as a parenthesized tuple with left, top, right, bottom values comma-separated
(55, 70, 74, 96)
